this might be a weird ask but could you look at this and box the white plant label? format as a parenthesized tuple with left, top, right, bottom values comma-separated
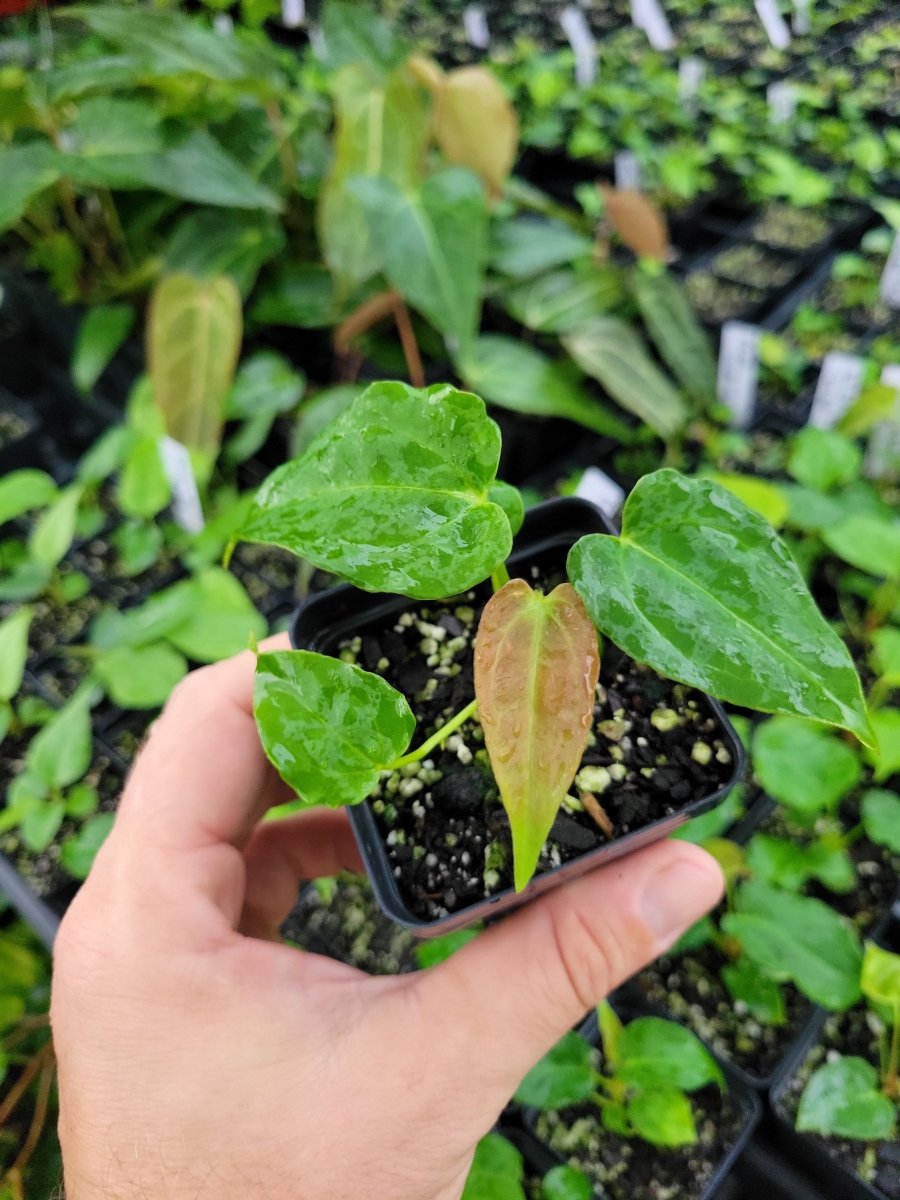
(808, 352, 864, 429)
(755, 0, 792, 49)
(159, 437, 205, 534)
(575, 466, 626, 518)
(717, 321, 760, 430)
(560, 6, 598, 87)
(865, 365, 900, 479)
(213, 12, 233, 36)
(792, 0, 811, 35)
(633, 0, 676, 50)
(678, 57, 705, 112)
(281, 0, 305, 28)
(879, 234, 900, 309)
(614, 150, 642, 191)
(767, 81, 798, 124)
(463, 4, 490, 49)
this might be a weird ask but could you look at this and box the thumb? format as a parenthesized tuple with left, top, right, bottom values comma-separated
(411, 839, 722, 1101)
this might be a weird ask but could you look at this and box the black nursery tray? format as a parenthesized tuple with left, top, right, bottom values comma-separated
(290, 497, 745, 937)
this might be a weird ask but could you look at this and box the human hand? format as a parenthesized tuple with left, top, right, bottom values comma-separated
(51, 637, 723, 1200)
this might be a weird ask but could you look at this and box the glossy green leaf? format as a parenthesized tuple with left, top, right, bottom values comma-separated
(317, 62, 430, 295)
(224, 352, 306, 464)
(568, 471, 872, 744)
(503, 266, 624, 334)
(353, 168, 488, 354)
(722, 880, 862, 1010)
(633, 268, 717, 404)
(240, 382, 512, 600)
(627, 1086, 696, 1147)
(165, 569, 266, 663)
(318, 0, 403, 72)
(0, 607, 32, 703)
(149, 131, 282, 211)
(254, 650, 414, 808)
(461, 1134, 525, 1200)
(414, 927, 480, 969)
(27, 688, 94, 792)
(788, 427, 862, 493)
(165, 209, 285, 297)
(514, 1031, 596, 1110)
(474, 579, 600, 891)
(89, 584, 199, 652)
(541, 1166, 593, 1200)
(95, 643, 187, 709)
(488, 482, 524, 538)
(490, 218, 593, 279)
(705, 473, 789, 529)
(72, 303, 135, 395)
(822, 514, 900, 578)
(61, 97, 164, 183)
(148, 273, 242, 460)
(861, 789, 900, 853)
(28, 486, 81, 570)
(861, 942, 900, 1013)
(616, 1017, 723, 1092)
(797, 1057, 896, 1140)
(0, 142, 60, 232)
(459, 336, 634, 441)
(562, 317, 689, 440)
(752, 716, 861, 818)
(864, 708, 900, 782)
(0, 469, 57, 525)
(250, 263, 337, 329)
(721, 956, 787, 1024)
(60, 812, 116, 880)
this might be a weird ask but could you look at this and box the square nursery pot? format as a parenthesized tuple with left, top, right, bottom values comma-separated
(290, 497, 745, 937)
(517, 1005, 762, 1200)
(768, 920, 900, 1200)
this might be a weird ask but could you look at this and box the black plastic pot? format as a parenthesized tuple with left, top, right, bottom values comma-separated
(290, 496, 745, 937)
(516, 1005, 763, 1200)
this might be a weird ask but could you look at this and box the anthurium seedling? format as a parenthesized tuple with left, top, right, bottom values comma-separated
(796, 942, 899, 1141)
(515, 1004, 724, 1148)
(239, 381, 873, 893)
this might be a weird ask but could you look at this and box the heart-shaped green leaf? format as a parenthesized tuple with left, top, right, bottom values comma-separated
(239, 382, 513, 599)
(616, 1017, 723, 1092)
(568, 470, 871, 744)
(626, 1086, 696, 1147)
(254, 650, 414, 809)
(752, 716, 862, 818)
(515, 1031, 596, 1110)
(461, 1134, 525, 1200)
(797, 1057, 896, 1140)
(722, 880, 862, 1010)
(474, 579, 600, 891)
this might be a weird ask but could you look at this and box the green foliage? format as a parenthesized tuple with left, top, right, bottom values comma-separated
(569, 472, 871, 743)
(0, 471, 57, 525)
(541, 1166, 593, 1200)
(788, 428, 862, 492)
(26, 687, 95, 794)
(94, 644, 188, 709)
(516, 1013, 721, 1149)
(253, 650, 415, 808)
(722, 880, 863, 1011)
(822, 514, 900, 578)
(797, 1057, 896, 1140)
(861, 789, 900, 853)
(414, 928, 480, 968)
(461, 1134, 526, 1200)
(238, 382, 514, 599)
(562, 317, 689, 440)
(632, 269, 717, 405)
(752, 716, 862, 819)
(0, 607, 33, 704)
(72, 304, 135, 394)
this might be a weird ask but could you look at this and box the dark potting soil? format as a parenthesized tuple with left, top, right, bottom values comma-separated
(280, 873, 419, 975)
(337, 570, 734, 921)
(532, 1044, 745, 1200)
(775, 1007, 899, 1199)
(633, 930, 812, 1082)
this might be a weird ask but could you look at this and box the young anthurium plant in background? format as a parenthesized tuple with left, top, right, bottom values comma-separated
(796, 942, 899, 1141)
(515, 1004, 724, 1147)
(240, 381, 873, 892)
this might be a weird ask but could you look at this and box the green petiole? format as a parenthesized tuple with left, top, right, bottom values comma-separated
(387, 698, 479, 769)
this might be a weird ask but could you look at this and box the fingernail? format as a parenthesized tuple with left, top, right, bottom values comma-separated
(641, 852, 723, 945)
